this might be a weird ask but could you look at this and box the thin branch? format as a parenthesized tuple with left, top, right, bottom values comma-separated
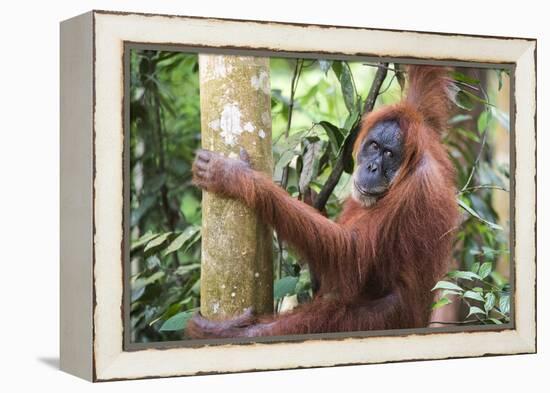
(280, 59, 304, 189)
(377, 73, 397, 95)
(458, 184, 508, 194)
(313, 63, 389, 211)
(461, 123, 488, 192)
(460, 83, 493, 192)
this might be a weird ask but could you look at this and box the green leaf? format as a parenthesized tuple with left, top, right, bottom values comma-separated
(163, 226, 200, 256)
(131, 232, 158, 251)
(449, 114, 473, 125)
(299, 141, 324, 194)
(484, 292, 496, 312)
(478, 262, 493, 279)
(333, 61, 356, 114)
(131, 286, 145, 302)
(174, 263, 201, 275)
(463, 290, 484, 302)
(499, 294, 511, 315)
(318, 60, 333, 76)
(274, 149, 296, 176)
(471, 262, 480, 274)
(449, 85, 474, 111)
(488, 318, 503, 325)
(481, 246, 498, 260)
(477, 110, 492, 134)
(456, 128, 480, 143)
(432, 296, 452, 310)
(146, 255, 161, 269)
(496, 70, 504, 91)
(458, 198, 503, 230)
(319, 121, 344, 155)
(159, 311, 194, 332)
(452, 71, 480, 85)
(441, 289, 462, 297)
(274, 276, 299, 299)
(144, 232, 171, 253)
(466, 306, 486, 318)
(132, 271, 165, 291)
(432, 280, 463, 292)
(447, 270, 481, 281)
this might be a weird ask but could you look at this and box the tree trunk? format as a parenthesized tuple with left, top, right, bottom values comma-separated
(198, 54, 273, 320)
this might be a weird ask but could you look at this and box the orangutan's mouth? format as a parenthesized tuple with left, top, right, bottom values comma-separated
(354, 181, 386, 197)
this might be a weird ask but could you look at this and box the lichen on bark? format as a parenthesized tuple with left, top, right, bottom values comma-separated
(199, 54, 273, 320)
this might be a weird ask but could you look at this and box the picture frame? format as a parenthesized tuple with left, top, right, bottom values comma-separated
(60, 10, 536, 381)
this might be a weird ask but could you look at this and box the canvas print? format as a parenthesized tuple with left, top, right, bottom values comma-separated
(126, 49, 511, 344)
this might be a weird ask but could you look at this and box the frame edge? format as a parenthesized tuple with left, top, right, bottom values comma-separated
(60, 11, 95, 382)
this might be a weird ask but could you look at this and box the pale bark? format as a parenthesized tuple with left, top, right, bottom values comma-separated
(198, 54, 273, 320)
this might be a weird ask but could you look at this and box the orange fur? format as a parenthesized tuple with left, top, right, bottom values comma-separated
(187, 65, 459, 338)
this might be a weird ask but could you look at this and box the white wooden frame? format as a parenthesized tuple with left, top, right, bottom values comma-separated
(60, 10, 537, 381)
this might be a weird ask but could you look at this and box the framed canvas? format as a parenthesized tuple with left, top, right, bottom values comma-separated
(60, 10, 537, 382)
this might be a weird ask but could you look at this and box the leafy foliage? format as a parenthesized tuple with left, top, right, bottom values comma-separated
(130, 50, 511, 342)
(129, 50, 202, 342)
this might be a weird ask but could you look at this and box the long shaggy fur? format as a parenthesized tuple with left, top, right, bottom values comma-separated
(187, 65, 459, 338)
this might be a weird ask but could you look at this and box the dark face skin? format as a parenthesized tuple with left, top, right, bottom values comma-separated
(353, 120, 404, 205)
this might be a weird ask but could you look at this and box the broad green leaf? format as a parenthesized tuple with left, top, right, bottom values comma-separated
(432, 296, 452, 310)
(432, 280, 463, 292)
(499, 294, 511, 315)
(132, 271, 165, 291)
(163, 226, 200, 256)
(449, 114, 473, 125)
(146, 255, 161, 269)
(496, 70, 504, 91)
(332, 61, 356, 114)
(461, 89, 492, 106)
(477, 110, 492, 134)
(319, 121, 344, 155)
(463, 291, 484, 302)
(451, 71, 480, 85)
(471, 262, 480, 274)
(466, 306, 486, 318)
(274, 276, 299, 299)
(299, 141, 324, 194)
(131, 286, 145, 302)
(144, 232, 171, 253)
(456, 128, 480, 143)
(175, 263, 201, 275)
(159, 311, 194, 332)
(447, 270, 481, 281)
(448, 85, 474, 111)
(274, 149, 296, 178)
(131, 232, 159, 251)
(441, 289, 462, 297)
(484, 292, 496, 312)
(478, 262, 493, 279)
